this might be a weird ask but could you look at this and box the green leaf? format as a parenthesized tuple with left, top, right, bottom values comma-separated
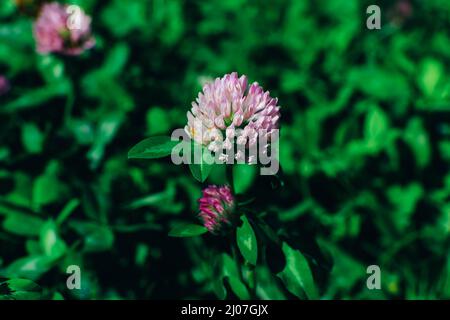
(102, 42, 130, 77)
(254, 265, 287, 299)
(128, 136, 179, 159)
(317, 239, 366, 296)
(56, 199, 80, 225)
(212, 277, 227, 300)
(87, 113, 125, 169)
(146, 107, 171, 135)
(418, 58, 443, 96)
(32, 161, 65, 209)
(0, 279, 42, 300)
(277, 242, 318, 299)
(188, 142, 214, 182)
(1, 81, 70, 113)
(26, 240, 42, 255)
(0, 19, 34, 46)
(21, 123, 44, 154)
(233, 164, 257, 194)
(37, 55, 65, 84)
(211, 255, 227, 299)
(4, 279, 40, 292)
(67, 118, 95, 145)
(364, 106, 390, 152)
(348, 67, 410, 102)
(404, 118, 431, 169)
(0, 0, 15, 17)
(365, 107, 388, 140)
(40, 220, 67, 260)
(168, 223, 208, 237)
(69, 221, 114, 252)
(33, 175, 60, 208)
(52, 292, 64, 300)
(125, 183, 175, 210)
(222, 253, 250, 299)
(236, 215, 258, 265)
(5, 256, 53, 281)
(101, 0, 148, 37)
(3, 213, 45, 237)
(135, 243, 149, 267)
(387, 183, 423, 232)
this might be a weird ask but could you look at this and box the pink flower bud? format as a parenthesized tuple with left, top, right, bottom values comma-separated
(198, 185, 235, 234)
(0, 76, 10, 96)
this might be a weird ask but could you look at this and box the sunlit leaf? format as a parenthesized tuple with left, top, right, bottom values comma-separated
(236, 215, 257, 265)
(233, 164, 257, 194)
(0, 278, 42, 300)
(21, 123, 44, 154)
(128, 136, 179, 159)
(40, 220, 67, 260)
(5, 256, 53, 280)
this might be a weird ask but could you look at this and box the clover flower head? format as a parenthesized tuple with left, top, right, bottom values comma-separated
(198, 185, 235, 233)
(33, 2, 95, 55)
(185, 72, 280, 161)
(0, 76, 10, 96)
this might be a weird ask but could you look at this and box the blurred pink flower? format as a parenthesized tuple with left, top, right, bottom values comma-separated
(389, 0, 413, 26)
(33, 2, 95, 55)
(198, 185, 235, 234)
(396, 0, 413, 18)
(0, 76, 10, 95)
(185, 72, 280, 161)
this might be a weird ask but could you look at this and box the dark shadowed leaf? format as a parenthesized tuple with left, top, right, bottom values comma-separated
(168, 223, 208, 237)
(69, 221, 114, 253)
(222, 253, 250, 299)
(3, 213, 45, 237)
(1, 81, 70, 113)
(277, 242, 318, 299)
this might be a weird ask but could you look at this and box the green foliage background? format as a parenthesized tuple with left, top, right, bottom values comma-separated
(0, 0, 449, 299)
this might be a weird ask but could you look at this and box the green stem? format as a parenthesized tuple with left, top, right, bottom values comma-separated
(230, 234, 245, 283)
(64, 84, 75, 124)
(226, 165, 235, 193)
(230, 230, 258, 299)
(247, 265, 257, 299)
(228, 164, 259, 297)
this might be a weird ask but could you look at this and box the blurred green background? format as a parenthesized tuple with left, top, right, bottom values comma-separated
(0, 0, 449, 299)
